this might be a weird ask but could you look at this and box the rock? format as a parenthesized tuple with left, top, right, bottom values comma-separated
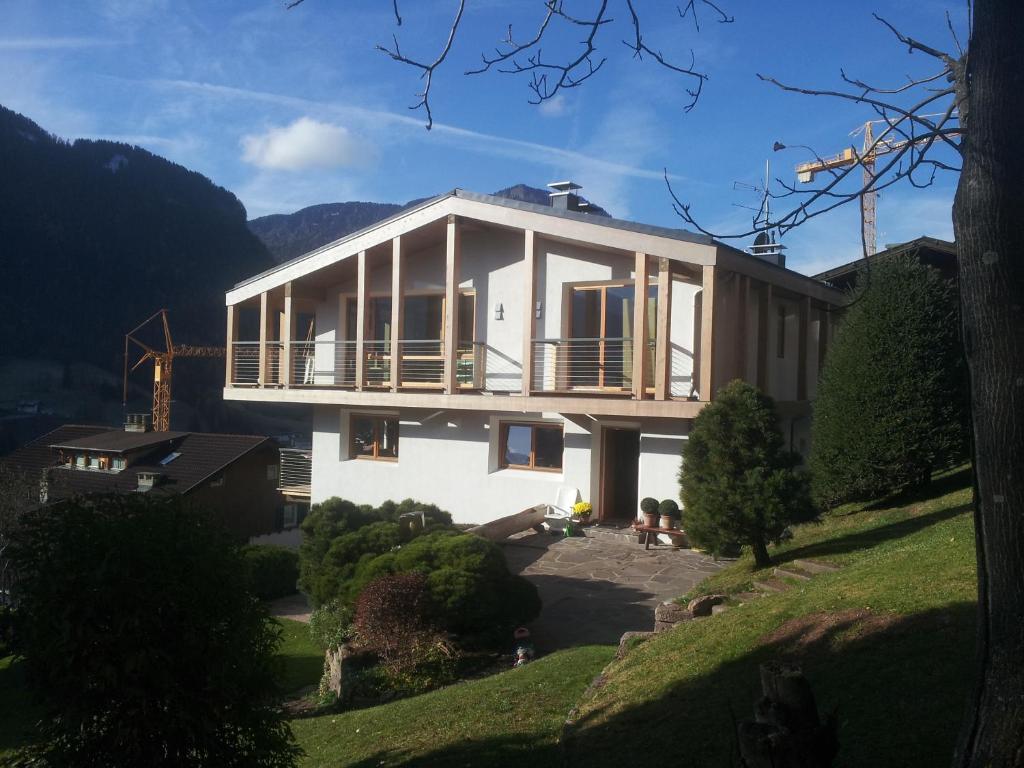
(616, 631, 654, 658)
(655, 600, 692, 625)
(711, 604, 729, 616)
(322, 643, 364, 705)
(687, 594, 727, 617)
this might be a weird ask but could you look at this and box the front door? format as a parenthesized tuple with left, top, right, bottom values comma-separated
(600, 428, 641, 522)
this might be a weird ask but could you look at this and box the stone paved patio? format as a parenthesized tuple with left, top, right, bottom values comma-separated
(502, 531, 729, 651)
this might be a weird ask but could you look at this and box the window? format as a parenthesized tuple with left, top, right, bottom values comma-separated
(75, 454, 86, 468)
(112, 457, 126, 471)
(282, 504, 299, 528)
(777, 305, 787, 358)
(351, 415, 399, 460)
(500, 423, 563, 471)
(88, 456, 100, 470)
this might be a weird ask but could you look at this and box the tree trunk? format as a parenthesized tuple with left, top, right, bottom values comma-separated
(751, 536, 771, 569)
(952, 1, 1024, 765)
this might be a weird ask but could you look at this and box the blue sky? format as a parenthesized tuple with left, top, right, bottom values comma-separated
(1, 0, 963, 275)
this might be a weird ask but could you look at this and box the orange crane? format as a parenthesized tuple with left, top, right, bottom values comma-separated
(123, 309, 225, 432)
(793, 118, 959, 255)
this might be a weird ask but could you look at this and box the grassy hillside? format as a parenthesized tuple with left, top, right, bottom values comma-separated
(565, 467, 976, 767)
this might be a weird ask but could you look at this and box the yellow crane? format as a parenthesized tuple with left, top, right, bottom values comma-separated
(793, 119, 958, 255)
(123, 310, 225, 432)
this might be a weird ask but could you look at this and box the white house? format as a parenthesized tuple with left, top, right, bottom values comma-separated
(223, 185, 843, 526)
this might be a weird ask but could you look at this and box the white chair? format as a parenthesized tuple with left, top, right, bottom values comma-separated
(544, 486, 580, 528)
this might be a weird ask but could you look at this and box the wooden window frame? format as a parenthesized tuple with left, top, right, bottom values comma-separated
(350, 414, 400, 461)
(498, 422, 564, 472)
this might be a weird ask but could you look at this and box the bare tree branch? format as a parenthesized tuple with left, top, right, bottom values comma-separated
(678, 0, 735, 33)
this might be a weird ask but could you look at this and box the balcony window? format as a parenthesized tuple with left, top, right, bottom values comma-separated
(351, 414, 399, 461)
(500, 423, 563, 472)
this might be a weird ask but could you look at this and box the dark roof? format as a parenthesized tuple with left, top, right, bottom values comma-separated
(813, 236, 956, 288)
(234, 188, 716, 290)
(1, 426, 275, 499)
(51, 430, 188, 454)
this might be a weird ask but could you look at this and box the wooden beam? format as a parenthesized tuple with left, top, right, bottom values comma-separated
(699, 265, 716, 400)
(355, 251, 367, 390)
(736, 274, 750, 383)
(443, 215, 461, 393)
(225, 304, 238, 387)
(756, 281, 773, 393)
(389, 237, 404, 391)
(654, 257, 672, 400)
(797, 295, 810, 400)
(281, 282, 295, 388)
(632, 252, 651, 399)
(258, 292, 271, 386)
(521, 230, 536, 396)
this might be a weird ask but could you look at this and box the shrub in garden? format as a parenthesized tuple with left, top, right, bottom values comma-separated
(680, 380, 816, 568)
(640, 497, 659, 515)
(8, 494, 297, 767)
(353, 572, 459, 695)
(242, 544, 299, 600)
(658, 499, 680, 520)
(308, 599, 354, 651)
(810, 256, 968, 507)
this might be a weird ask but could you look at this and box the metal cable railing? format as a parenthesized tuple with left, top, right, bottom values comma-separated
(530, 337, 635, 392)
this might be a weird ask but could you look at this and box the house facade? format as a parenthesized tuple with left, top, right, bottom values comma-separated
(224, 187, 843, 526)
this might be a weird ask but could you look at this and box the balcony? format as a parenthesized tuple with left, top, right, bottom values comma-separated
(278, 447, 312, 498)
(529, 337, 656, 394)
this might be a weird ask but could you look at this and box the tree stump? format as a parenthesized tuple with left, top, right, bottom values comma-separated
(738, 661, 838, 768)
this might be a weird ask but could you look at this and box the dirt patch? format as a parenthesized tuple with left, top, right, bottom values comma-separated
(759, 609, 910, 656)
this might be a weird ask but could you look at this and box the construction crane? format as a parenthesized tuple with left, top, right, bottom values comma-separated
(123, 309, 225, 432)
(793, 119, 959, 255)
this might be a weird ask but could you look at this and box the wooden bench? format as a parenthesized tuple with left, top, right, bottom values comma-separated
(633, 524, 688, 550)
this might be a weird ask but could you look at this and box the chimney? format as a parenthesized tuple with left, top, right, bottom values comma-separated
(136, 471, 162, 492)
(547, 180, 585, 212)
(125, 413, 153, 433)
(749, 231, 787, 268)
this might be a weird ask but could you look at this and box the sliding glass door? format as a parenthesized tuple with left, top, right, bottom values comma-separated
(569, 284, 656, 390)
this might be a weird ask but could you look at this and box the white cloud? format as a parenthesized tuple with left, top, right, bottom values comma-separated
(240, 117, 373, 171)
(537, 94, 570, 118)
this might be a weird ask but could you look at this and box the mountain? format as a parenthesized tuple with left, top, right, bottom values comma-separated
(0, 105, 274, 429)
(249, 183, 610, 263)
(0, 105, 273, 367)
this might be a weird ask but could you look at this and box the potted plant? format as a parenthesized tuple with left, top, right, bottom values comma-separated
(640, 497, 659, 528)
(571, 501, 593, 525)
(659, 499, 680, 530)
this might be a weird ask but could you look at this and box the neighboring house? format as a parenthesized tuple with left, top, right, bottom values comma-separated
(1, 416, 302, 542)
(814, 236, 957, 292)
(223, 184, 844, 526)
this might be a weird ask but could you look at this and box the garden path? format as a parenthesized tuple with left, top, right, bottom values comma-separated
(502, 531, 728, 651)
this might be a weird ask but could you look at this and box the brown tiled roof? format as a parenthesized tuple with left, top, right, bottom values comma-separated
(1, 425, 274, 499)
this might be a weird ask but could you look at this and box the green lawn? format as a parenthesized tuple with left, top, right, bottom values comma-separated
(566, 467, 977, 768)
(277, 617, 324, 694)
(291, 644, 614, 767)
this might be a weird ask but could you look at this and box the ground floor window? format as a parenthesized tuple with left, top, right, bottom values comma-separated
(352, 414, 399, 460)
(500, 422, 563, 471)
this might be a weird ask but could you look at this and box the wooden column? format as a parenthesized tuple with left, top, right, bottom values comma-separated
(797, 296, 811, 401)
(631, 252, 651, 399)
(281, 282, 295, 388)
(389, 237, 404, 391)
(736, 274, 750, 383)
(756, 281, 774, 394)
(355, 251, 368, 390)
(225, 304, 238, 387)
(258, 291, 271, 385)
(443, 215, 461, 393)
(817, 306, 830, 374)
(521, 230, 536, 396)
(699, 265, 717, 401)
(654, 258, 673, 400)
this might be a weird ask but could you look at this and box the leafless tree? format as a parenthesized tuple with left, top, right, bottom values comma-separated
(289, 3, 1022, 765)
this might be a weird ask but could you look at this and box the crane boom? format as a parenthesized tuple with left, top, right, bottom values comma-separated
(123, 310, 225, 432)
(794, 119, 959, 255)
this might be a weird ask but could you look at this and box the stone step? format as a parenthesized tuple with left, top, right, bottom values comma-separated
(752, 578, 791, 594)
(773, 566, 812, 582)
(792, 558, 840, 574)
(583, 525, 640, 545)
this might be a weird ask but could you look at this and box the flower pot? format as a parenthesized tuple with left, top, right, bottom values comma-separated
(573, 512, 591, 526)
(642, 512, 659, 528)
(659, 514, 675, 530)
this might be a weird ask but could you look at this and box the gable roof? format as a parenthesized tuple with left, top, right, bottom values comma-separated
(1, 425, 276, 499)
(813, 236, 956, 289)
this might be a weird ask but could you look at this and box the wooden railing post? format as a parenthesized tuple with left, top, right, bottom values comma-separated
(390, 237, 404, 392)
(258, 291, 271, 386)
(225, 304, 238, 387)
(281, 282, 295, 388)
(699, 265, 717, 400)
(355, 251, 367, 391)
(521, 230, 536, 396)
(632, 252, 650, 399)
(443, 215, 461, 393)
(654, 258, 672, 400)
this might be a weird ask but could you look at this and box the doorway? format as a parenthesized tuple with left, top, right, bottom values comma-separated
(600, 428, 641, 523)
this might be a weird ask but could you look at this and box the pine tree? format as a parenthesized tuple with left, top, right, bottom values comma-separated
(810, 257, 968, 508)
(680, 380, 815, 567)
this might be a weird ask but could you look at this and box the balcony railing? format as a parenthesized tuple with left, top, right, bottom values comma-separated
(531, 337, 638, 393)
(278, 447, 312, 497)
(231, 342, 281, 386)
